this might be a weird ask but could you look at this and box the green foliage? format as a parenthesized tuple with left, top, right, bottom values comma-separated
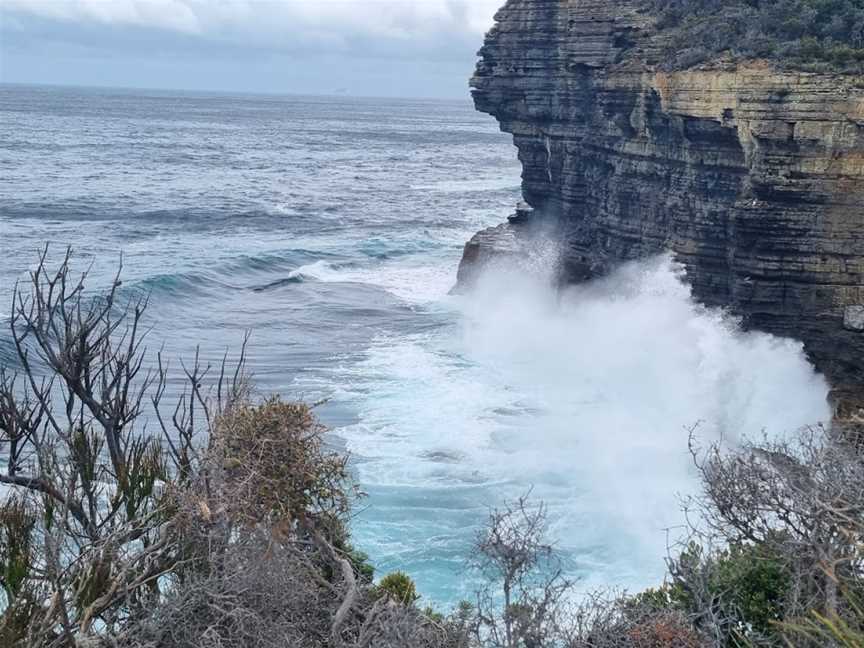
(0, 498, 38, 648)
(711, 543, 789, 636)
(422, 605, 445, 623)
(328, 523, 375, 582)
(632, 541, 791, 643)
(644, 0, 864, 70)
(378, 571, 420, 605)
(629, 582, 688, 612)
(779, 588, 864, 646)
(0, 498, 35, 601)
(346, 545, 376, 583)
(122, 437, 169, 521)
(215, 398, 353, 526)
(0, 590, 39, 648)
(658, 541, 791, 644)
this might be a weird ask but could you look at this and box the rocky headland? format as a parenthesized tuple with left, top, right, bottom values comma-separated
(460, 0, 864, 424)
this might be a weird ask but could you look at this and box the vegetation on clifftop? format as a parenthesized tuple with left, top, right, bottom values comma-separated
(643, 0, 864, 70)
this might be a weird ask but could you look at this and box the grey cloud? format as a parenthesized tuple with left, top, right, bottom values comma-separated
(0, 1, 502, 97)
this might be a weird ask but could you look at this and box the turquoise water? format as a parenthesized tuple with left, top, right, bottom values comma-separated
(0, 84, 831, 605)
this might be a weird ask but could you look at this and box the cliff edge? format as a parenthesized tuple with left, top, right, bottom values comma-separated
(460, 0, 864, 420)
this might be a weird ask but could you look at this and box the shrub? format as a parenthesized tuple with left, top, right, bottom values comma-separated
(780, 590, 864, 646)
(0, 498, 40, 645)
(211, 397, 353, 529)
(0, 498, 35, 603)
(642, 0, 864, 70)
(709, 543, 789, 635)
(378, 571, 420, 605)
(665, 541, 790, 644)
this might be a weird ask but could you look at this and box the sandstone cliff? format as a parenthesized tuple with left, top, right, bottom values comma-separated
(461, 0, 864, 418)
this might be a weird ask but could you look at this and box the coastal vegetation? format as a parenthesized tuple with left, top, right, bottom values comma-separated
(643, 0, 864, 70)
(1, 249, 862, 646)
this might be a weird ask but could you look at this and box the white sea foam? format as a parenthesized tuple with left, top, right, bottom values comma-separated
(291, 256, 459, 305)
(329, 252, 831, 601)
(289, 259, 347, 281)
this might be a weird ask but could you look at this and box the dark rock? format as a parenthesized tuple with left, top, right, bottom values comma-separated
(508, 201, 536, 223)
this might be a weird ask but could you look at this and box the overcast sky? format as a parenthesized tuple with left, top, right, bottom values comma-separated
(0, 0, 503, 98)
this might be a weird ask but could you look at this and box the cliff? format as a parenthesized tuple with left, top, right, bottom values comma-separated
(461, 0, 864, 419)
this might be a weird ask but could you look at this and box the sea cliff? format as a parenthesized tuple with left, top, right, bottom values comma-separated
(461, 0, 864, 420)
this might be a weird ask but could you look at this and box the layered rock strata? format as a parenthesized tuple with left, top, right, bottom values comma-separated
(462, 0, 864, 416)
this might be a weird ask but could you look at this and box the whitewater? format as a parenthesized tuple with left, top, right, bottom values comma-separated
(0, 85, 830, 606)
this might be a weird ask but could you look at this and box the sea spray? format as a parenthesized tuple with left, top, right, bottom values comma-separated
(342, 252, 831, 604)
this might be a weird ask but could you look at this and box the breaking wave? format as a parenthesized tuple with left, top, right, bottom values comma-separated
(324, 253, 831, 603)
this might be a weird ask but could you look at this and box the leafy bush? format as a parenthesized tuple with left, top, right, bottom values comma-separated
(0, 498, 40, 645)
(707, 543, 789, 635)
(664, 541, 790, 644)
(378, 572, 420, 605)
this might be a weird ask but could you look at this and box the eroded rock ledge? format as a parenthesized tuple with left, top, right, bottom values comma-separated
(460, 0, 864, 419)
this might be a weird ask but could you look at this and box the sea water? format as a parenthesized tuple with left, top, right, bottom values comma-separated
(0, 84, 831, 606)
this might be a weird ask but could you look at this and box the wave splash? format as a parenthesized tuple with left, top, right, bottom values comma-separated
(337, 252, 831, 603)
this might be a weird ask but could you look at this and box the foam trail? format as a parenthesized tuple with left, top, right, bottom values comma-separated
(286, 256, 464, 305)
(338, 251, 831, 602)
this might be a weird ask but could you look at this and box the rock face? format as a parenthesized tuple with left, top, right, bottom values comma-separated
(462, 0, 864, 414)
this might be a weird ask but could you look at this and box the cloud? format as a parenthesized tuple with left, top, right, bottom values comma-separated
(1, 0, 503, 48)
(0, 0, 505, 96)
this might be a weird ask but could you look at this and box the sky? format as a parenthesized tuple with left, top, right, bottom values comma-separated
(0, 0, 504, 98)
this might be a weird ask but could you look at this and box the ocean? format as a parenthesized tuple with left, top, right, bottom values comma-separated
(0, 84, 831, 606)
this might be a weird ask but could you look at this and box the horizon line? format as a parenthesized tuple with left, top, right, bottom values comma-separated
(0, 80, 476, 104)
